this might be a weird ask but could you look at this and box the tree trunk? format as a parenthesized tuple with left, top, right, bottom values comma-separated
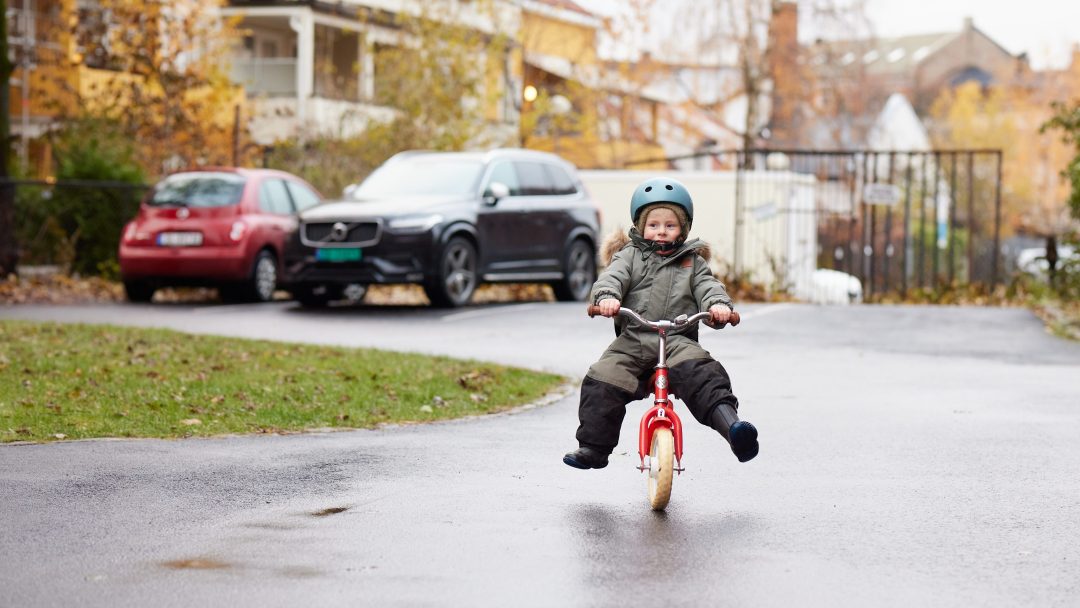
(0, 0, 19, 277)
(1045, 235, 1059, 290)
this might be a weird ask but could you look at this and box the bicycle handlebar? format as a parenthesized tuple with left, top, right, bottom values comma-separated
(586, 305, 740, 329)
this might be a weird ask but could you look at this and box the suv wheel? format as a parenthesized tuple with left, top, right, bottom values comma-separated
(124, 280, 155, 303)
(294, 284, 342, 308)
(552, 239, 596, 302)
(425, 237, 478, 308)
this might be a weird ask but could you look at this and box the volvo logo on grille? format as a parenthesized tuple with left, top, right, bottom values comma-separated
(329, 222, 349, 242)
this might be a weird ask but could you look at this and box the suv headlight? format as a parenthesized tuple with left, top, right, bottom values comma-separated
(387, 214, 443, 234)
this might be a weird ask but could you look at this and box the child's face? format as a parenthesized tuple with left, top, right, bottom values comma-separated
(642, 208, 682, 243)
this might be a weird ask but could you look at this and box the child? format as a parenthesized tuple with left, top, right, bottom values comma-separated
(563, 177, 759, 469)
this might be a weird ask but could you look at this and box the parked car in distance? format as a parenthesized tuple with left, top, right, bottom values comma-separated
(118, 167, 323, 303)
(282, 149, 601, 307)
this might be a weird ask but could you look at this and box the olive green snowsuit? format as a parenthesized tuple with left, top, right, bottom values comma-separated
(576, 229, 739, 453)
(586, 230, 733, 393)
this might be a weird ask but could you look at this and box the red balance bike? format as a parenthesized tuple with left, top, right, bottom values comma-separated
(587, 305, 740, 510)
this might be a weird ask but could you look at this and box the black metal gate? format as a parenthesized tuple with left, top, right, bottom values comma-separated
(744, 149, 1002, 296)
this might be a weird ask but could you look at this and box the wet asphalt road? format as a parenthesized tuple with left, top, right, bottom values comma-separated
(2, 301, 1079, 607)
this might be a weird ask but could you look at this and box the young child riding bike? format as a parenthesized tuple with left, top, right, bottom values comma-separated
(563, 176, 760, 470)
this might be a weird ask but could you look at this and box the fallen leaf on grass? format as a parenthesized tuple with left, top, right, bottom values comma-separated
(179, 418, 202, 426)
(457, 370, 492, 390)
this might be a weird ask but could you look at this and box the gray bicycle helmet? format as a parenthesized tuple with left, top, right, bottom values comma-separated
(629, 177, 694, 229)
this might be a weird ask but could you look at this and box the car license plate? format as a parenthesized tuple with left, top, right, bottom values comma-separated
(158, 232, 203, 247)
(316, 248, 362, 262)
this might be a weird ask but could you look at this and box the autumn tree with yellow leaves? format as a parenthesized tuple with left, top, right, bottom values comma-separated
(928, 83, 1016, 231)
(1041, 57, 1080, 223)
(930, 76, 1078, 239)
(930, 57, 1080, 289)
(54, 0, 246, 175)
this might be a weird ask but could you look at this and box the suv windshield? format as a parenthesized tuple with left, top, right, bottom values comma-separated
(149, 172, 246, 207)
(351, 157, 484, 198)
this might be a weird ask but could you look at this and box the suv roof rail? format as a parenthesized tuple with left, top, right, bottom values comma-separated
(484, 147, 563, 160)
(390, 147, 569, 165)
(389, 149, 436, 159)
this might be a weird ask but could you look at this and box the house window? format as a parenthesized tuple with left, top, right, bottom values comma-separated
(949, 66, 993, 88)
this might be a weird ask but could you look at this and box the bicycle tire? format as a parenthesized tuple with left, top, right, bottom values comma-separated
(647, 427, 674, 510)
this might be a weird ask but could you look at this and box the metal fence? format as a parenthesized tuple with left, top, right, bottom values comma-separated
(4, 178, 149, 275)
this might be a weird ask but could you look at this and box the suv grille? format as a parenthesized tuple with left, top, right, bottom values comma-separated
(302, 220, 382, 247)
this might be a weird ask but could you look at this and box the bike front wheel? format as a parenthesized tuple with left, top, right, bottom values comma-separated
(647, 427, 675, 510)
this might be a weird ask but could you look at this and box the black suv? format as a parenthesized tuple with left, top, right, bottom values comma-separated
(282, 149, 600, 307)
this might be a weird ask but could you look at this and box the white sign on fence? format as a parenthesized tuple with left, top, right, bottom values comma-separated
(863, 183, 902, 206)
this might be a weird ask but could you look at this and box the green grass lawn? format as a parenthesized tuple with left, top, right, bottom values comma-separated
(0, 320, 565, 442)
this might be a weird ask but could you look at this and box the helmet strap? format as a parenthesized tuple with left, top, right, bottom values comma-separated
(639, 236, 682, 259)
(652, 239, 679, 253)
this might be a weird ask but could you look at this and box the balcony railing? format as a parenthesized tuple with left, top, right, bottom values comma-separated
(229, 58, 297, 97)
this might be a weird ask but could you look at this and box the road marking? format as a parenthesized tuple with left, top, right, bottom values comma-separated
(441, 303, 545, 322)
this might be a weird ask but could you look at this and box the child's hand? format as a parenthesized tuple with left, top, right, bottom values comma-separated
(709, 304, 731, 326)
(598, 298, 621, 317)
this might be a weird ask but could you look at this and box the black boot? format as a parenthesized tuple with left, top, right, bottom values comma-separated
(710, 403, 759, 463)
(563, 446, 610, 469)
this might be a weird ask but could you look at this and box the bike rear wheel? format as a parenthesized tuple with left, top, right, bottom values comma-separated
(647, 427, 674, 510)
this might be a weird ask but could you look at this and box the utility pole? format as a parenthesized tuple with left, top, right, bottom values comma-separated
(0, 0, 20, 277)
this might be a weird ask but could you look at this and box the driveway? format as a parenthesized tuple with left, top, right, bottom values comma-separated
(1, 301, 1079, 607)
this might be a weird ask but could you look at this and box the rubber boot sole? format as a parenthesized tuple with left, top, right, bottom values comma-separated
(729, 421, 759, 462)
(562, 452, 608, 469)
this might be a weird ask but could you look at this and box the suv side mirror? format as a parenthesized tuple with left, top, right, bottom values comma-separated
(483, 182, 510, 206)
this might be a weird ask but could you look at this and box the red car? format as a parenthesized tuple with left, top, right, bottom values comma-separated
(119, 168, 323, 302)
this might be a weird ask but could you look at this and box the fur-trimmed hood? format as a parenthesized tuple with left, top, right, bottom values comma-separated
(590, 227, 733, 337)
(600, 228, 712, 266)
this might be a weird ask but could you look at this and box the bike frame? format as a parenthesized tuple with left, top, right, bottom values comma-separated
(588, 305, 739, 473)
(638, 323, 686, 472)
